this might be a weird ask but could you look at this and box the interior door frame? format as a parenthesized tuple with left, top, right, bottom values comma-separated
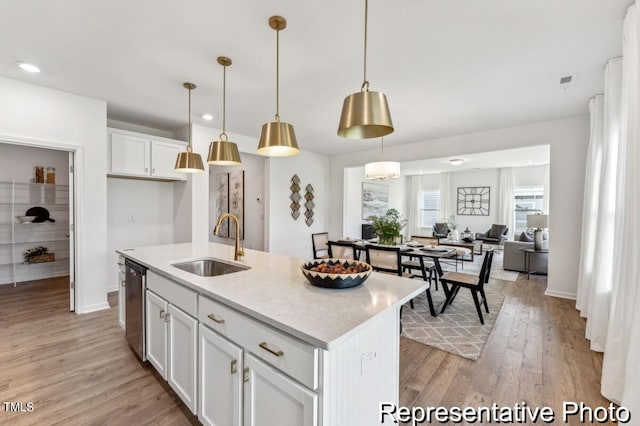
(0, 134, 82, 313)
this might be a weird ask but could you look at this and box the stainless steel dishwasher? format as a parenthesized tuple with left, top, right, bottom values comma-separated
(125, 258, 147, 361)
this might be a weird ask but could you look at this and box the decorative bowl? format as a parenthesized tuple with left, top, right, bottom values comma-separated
(16, 216, 37, 223)
(300, 259, 372, 289)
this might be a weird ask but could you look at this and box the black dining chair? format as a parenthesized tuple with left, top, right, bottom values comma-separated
(365, 245, 436, 316)
(440, 249, 494, 324)
(327, 241, 357, 260)
(402, 236, 440, 291)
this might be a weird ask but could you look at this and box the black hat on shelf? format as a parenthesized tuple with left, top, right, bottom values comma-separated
(25, 207, 56, 223)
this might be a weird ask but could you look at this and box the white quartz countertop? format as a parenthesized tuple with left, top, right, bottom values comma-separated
(117, 242, 427, 350)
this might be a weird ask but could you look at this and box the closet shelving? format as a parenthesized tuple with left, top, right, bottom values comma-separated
(0, 180, 70, 286)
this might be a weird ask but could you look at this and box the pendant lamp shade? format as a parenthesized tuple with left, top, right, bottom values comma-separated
(258, 16, 299, 157)
(364, 137, 399, 180)
(338, 90, 393, 139)
(365, 161, 400, 180)
(207, 56, 242, 165)
(337, 0, 393, 139)
(175, 82, 205, 173)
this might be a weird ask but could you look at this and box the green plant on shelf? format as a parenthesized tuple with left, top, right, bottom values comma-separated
(23, 246, 49, 264)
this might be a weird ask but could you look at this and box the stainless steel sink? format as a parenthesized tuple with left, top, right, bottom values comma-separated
(171, 258, 250, 277)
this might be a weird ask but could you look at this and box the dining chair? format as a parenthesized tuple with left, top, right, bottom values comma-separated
(327, 241, 357, 260)
(403, 236, 439, 290)
(366, 245, 435, 316)
(440, 249, 494, 324)
(311, 232, 329, 259)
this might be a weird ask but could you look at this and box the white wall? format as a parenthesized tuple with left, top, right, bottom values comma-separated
(329, 116, 589, 299)
(448, 168, 500, 234)
(267, 150, 330, 259)
(513, 164, 546, 187)
(343, 166, 406, 239)
(107, 178, 176, 290)
(208, 152, 266, 251)
(0, 76, 108, 313)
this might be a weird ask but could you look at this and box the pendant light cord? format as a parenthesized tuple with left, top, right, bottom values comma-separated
(380, 137, 384, 161)
(221, 64, 228, 141)
(362, 0, 369, 92)
(275, 28, 280, 121)
(187, 87, 193, 152)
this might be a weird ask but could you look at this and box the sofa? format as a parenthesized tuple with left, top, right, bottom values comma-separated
(503, 241, 548, 274)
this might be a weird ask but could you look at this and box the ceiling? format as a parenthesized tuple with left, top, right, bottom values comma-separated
(0, 1, 630, 155)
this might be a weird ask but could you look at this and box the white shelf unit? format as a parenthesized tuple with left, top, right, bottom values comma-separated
(0, 180, 70, 286)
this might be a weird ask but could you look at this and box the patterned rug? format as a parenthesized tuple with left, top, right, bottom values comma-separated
(401, 287, 505, 361)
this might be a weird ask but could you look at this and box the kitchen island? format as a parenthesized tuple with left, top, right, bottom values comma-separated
(117, 242, 427, 426)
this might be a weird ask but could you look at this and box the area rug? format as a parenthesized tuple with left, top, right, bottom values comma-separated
(440, 250, 520, 282)
(401, 288, 505, 361)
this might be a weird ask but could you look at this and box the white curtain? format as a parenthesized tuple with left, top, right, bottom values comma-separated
(601, 2, 640, 412)
(439, 172, 452, 221)
(406, 175, 421, 238)
(497, 168, 514, 239)
(542, 164, 550, 215)
(581, 58, 623, 352)
(576, 95, 604, 320)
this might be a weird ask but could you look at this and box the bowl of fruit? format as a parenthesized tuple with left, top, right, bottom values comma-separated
(300, 259, 372, 289)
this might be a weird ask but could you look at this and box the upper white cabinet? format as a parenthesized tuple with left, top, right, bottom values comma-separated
(108, 128, 187, 181)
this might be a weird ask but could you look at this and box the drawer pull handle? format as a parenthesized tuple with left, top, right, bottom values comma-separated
(160, 309, 165, 319)
(207, 313, 225, 324)
(230, 359, 237, 374)
(259, 342, 284, 357)
(243, 367, 249, 383)
(164, 313, 171, 322)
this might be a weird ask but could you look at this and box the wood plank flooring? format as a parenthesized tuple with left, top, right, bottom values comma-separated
(0, 273, 609, 425)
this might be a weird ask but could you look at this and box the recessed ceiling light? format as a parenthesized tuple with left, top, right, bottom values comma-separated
(202, 114, 214, 121)
(449, 158, 464, 166)
(17, 62, 40, 73)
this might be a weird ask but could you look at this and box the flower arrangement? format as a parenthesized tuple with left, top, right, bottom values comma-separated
(23, 246, 54, 264)
(368, 208, 407, 245)
(446, 214, 457, 230)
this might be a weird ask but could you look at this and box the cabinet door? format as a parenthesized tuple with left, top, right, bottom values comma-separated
(118, 269, 126, 330)
(151, 141, 186, 181)
(244, 354, 317, 426)
(168, 304, 198, 413)
(110, 133, 151, 176)
(146, 290, 168, 379)
(199, 324, 243, 426)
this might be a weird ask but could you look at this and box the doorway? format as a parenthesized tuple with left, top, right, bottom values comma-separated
(0, 142, 77, 311)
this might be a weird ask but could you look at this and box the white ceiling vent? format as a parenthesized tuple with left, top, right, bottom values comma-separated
(560, 74, 577, 89)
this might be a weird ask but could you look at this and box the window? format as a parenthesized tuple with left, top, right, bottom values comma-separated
(513, 187, 544, 235)
(420, 190, 440, 228)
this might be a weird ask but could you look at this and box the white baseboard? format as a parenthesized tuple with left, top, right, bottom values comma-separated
(77, 301, 111, 314)
(544, 289, 577, 300)
(106, 284, 118, 293)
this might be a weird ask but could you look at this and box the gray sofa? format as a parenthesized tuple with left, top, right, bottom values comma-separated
(503, 241, 548, 274)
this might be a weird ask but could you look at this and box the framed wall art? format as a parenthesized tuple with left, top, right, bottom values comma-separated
(229, 170, 245, 240)
(457, 186, 490, 216)
(362, 182, 389, 219)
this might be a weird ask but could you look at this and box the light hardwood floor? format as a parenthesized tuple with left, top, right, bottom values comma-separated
(0, 274, 608, 425)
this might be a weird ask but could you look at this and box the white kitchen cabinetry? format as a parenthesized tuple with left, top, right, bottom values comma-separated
(145, 284, 198, 414)
(199, 324, 243, 426)
(118, 255, 125, 329)
(108, 128, 187, 181)
(244, 353, 317, 426)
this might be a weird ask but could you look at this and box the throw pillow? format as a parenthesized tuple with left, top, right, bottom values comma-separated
(518, 232, 534, 242)
(488, 224, 507, 239)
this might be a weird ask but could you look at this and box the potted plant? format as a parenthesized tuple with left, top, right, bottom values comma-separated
(368, 208, 407, 245)
(446, 215, 459, 240)
(23, 246, 55, 264)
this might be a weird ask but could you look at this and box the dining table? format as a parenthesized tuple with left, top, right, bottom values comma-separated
(332, 239, 457, 315)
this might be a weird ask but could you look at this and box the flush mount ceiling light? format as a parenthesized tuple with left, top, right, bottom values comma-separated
(337, 0, 393, 139)
(365, 138, 400, 180)
(207, 57, 241, 166)
(17, 62, 40, 73)
(202, 113, 214, 121)
(175, 82, 205, 173)
(449, 158, 464, 166)
(257, 16, 300, 157)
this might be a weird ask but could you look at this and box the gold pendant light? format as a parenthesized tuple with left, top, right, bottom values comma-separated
(364, 137, 400, 180)
(338, 0, 393, 139)
(257, 16, 299, 157)
(175, 82, 205, 173)
(207, 56, 241, 165)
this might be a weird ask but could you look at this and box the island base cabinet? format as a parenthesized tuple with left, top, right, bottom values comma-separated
(146, 290, 168, 379)
(199, 324, 243, 426)
(168, 304, 198, 414)
(244, 354, 318, 426)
